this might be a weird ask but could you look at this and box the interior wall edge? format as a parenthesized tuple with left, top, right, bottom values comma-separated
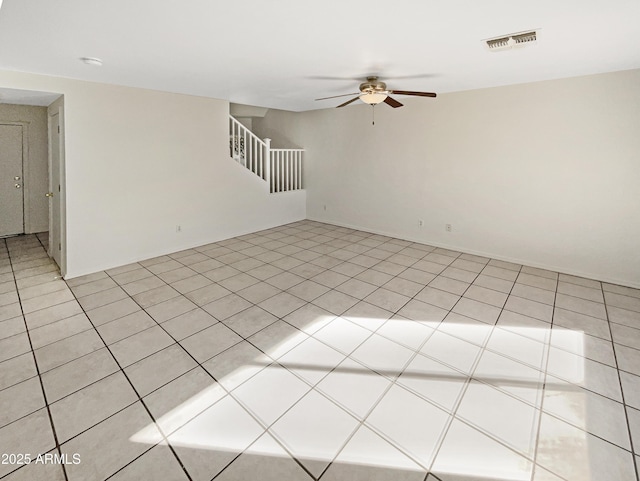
(62, 214, 307, 280)
(307, 216, 640, 290)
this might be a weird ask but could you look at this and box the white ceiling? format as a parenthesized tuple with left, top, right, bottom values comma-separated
(0, 87, 60, 106)
(0, 0, 639, 112)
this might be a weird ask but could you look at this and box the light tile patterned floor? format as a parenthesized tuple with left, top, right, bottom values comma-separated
(1, 222, 640, 481)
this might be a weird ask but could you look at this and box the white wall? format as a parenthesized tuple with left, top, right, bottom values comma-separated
(0, 104, 49, 233)
(255, 69, 640, 288)
(0, 70, 306, 278)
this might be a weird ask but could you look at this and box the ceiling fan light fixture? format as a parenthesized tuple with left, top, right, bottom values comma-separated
(360, 92, 388, 105)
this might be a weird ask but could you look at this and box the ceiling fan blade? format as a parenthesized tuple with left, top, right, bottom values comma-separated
(308, 73, 437, 81)
(389, 90, 437, 98)
(307, 75, 364, 81)
(383, 96, 403, 108)
(336, 97, 360, 108)
(315, 92, 360, 101)
(384, 73, 438, 80)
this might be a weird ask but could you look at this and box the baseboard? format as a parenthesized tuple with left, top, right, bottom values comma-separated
(64, 215, 307, 280)
(306, 217, 640, 290)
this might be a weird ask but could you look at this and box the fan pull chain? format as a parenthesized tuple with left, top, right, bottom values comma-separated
(372, 105, 375, 125)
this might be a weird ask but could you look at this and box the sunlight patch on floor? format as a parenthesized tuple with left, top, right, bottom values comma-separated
(130, 315, 587, 480)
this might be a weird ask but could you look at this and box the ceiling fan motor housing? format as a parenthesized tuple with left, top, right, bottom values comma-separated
(359, 77, 387, 93)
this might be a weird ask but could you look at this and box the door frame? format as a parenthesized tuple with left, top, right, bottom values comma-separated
(47, 101, 66, 277)
(0, 121, 29, 236)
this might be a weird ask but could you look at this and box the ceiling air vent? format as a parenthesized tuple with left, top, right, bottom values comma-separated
(484, 30, 538, 52)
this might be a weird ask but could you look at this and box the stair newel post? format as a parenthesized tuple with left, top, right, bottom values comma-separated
(264, 138, 272, 193)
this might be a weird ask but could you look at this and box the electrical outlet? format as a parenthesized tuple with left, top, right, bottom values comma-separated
(445, 224, 452, 232)
(176, 225, 182, 233)
(418, 219, 424, 227)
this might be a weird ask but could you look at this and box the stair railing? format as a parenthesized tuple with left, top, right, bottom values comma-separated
(229, 115, 303, 193)
(269, 148, 303, 193)
(229, 115, 267, 180)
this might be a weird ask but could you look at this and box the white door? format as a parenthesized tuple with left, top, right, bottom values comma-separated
(0, 124, 24, 237)
(49, 113, 62, 267)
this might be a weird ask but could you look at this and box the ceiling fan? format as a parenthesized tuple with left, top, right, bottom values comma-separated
(315, 76, 437, 108)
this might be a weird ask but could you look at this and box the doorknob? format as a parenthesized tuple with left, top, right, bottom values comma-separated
(15, 184, 21, 189)
(45, 192, 54, 197)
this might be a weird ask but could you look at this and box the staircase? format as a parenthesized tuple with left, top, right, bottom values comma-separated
(229, 115, 304, 193)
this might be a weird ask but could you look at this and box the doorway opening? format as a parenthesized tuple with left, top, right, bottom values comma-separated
(0, 88, 66, 276)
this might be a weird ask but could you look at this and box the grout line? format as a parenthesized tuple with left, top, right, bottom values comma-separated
(198, 226, 456, 477)
(6, 238, 185, 480)
(1, 234, 70, 481)
(530, 265, 560, 481)
(97, 265, 318, 480)
(61, 271, 196, 481)
(264, 265, 446, 474)
(422, 264, 522, 476)
(4, 224, 640, 480)
(601, 283, 640, 481)
(314, 301, 453, 476)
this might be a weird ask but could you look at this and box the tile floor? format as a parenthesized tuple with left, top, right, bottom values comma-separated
(1, 221, 640, 481)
